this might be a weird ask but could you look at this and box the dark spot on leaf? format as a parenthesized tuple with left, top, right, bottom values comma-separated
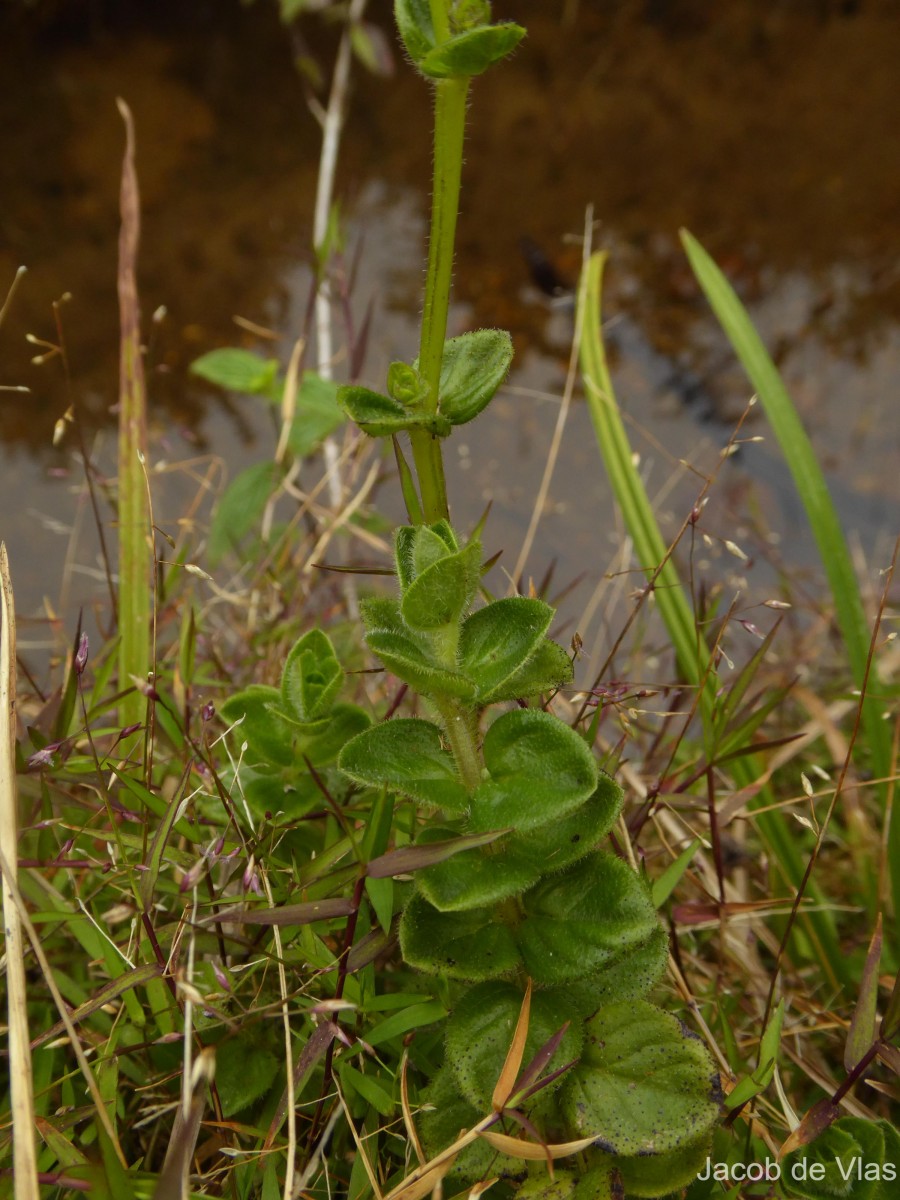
(592, 1136, 618, 1155)
(677, 1018, 703, 1043)
(570, 834, 581, 843)
(709, 1071, 725, 1106)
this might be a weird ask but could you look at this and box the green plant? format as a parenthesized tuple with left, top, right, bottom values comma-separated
(217, 3, 723, 1195)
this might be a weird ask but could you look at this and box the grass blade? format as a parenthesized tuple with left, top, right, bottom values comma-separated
(1, 545, 40, 1199)
(680, 229, 895, 925)
(116, 99, 151, 733)
(578, 251, 847, 986)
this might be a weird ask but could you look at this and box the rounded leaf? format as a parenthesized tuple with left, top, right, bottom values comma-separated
(281, 628, 342, 722)
(446, 982, 583, 1110)
(459, 597, 554, 701)
(469, 709, 598, 833)
(561, 1000, 722, 1156)
(508, 774, 623, 875)
(220, 685, 295, 767)
(431, 329, 513, 425)
(394, 0, 435, 65)
(517, 853, 661, 986)
(400, 893, 519, 980)
(401, 538, 482, 631)
(418, 834, 537, 911)
(420, 23, 525, 79)
(338, 384, 450, 437)
(339, 718, 468, 812)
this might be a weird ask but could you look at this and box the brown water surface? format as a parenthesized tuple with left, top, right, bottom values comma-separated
(1, 0, 898, 663)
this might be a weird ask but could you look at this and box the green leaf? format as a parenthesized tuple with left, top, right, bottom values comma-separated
(400, 892, 520, 981)
(387, 360, 428, 405)
(562, 1000, 721, 1155)
(418, 1065, 525, 1188)
(365, 876, 394, 935)
(281, 629, 343, 722)
(446, 982, 583, 1110)
(430, 329, 513, 425)
(412, 521, 459, 573)
(401, 537, 482, 630)
(339, 718, 469, 812)
(298, 703, 371, 766)
(418, 777, 622, 912)
(209, 461, 281, 564)
(220, 685, 296, 767)
(509, 774, 623, 875)
(468, 709, 597, 833)
(728, 999, 784, 1107)
(420, 23, 525, 78)
(190, 347, 278, 394)
(586, 1136, 715, 1199)
(216, 1041, 280, 1116)
(783, 1118, 900, 1200)
(338, 384, 450, 437)
(418, 829, 537, 912)
(483, 637, 573, 703)
(394, 0, 435, 65)
(338, 1063, 395, 1117)
(366, 998, 448, 1046)
(544, 925, 670, 1014)
(516, 853, 661, 987)
(651, 837, 702, 908)
(367, 629, 476, 700)
(287, 372, 345, 458)
(459, 597, 553, 702)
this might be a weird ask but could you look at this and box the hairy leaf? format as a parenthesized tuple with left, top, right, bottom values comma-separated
(400, 893, 520, 980)
(516, 853, 661, 987)
(339, 718, 469, 812)
(420, 24, 525, 79)
(220, 685, 295, 767)
(446, 982, 582, 1110)
(460, 597, 553, 698)
(394, 0, 435, 65)
(468, 709, 597, 833)
(562, 1000, 721, 1155)
(338, 384, 449, 436)
(367, 629, 476, 700)
(281, 629, 342, 722)
(401, 537, 482, 630)
(430, 329, 513, 425)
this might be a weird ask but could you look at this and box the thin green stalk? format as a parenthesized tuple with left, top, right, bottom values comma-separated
(579, 251, 848, 987)
(409, 74, 470, 523)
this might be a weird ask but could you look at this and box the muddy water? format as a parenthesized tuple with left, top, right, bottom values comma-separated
(1, 1, 898, 665)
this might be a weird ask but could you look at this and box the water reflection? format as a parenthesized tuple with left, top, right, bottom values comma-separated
(1, 0, 897, 643)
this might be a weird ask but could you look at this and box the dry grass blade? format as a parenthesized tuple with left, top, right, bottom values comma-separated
(478, 1130, 600, 1160)
(115, 97, 151, 733)
(400, 1051, 426, 1167)
(0, 544, 39, 1199)
(154, 1047, 215, 1200)
(491, 978, 532, 1110)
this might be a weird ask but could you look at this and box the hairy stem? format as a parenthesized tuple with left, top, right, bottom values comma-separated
(408, 74, 470, 523)
(436, 698, 482, 794)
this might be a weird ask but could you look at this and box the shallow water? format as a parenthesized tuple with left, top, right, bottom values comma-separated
(1, 0, 898, 666)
